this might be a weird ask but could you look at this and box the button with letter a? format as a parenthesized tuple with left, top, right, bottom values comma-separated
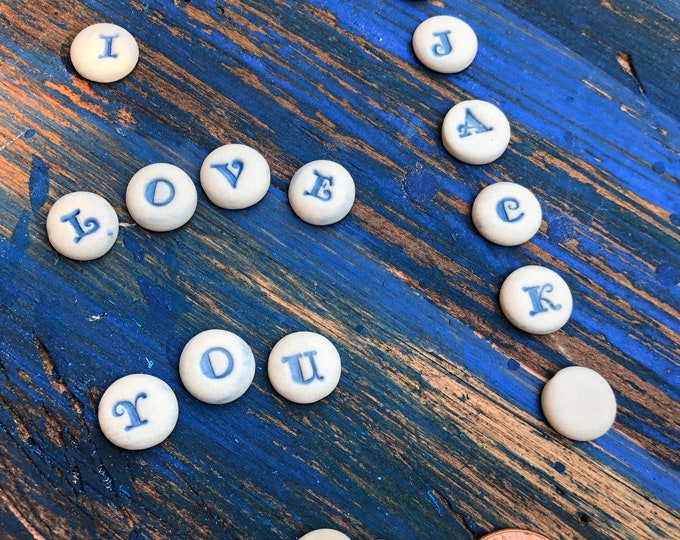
(472, 182, 542, 246)
(412, 15, 478, 74)
(442, 99, 511, 165)
(268, 331, 342, 403)
(70, 23, 139, 83)
(499, 265, 573, 334)
(98, 373, 179, 450)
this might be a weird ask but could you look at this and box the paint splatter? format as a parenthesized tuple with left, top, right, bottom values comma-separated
(28, 155, 50, 212)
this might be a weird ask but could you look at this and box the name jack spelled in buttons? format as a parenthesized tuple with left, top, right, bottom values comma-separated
(472, 182, 542, 246)
(541, 366, 617, 441)
(288, 160, 355, 226)
(499, 265, 573, 334)
(46, 191, 119, 261)
(442, 99, 511, 165)
(70, 23, 139, 83)
(179, 329, 256, 405)
(268, 331, 342, 404)
(98, 373, 179, 450)
(200, 144, 271, 210)
(412, 15, 478, 74)
(126, 163, 198, 232)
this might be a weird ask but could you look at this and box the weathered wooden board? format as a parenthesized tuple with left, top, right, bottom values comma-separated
(0, 0, 678, 538)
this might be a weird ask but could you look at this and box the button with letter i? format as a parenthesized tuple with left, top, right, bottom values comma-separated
(472, 182, 542, 246)
(442, 99, 511, 165)
(412, 15, 478, 74)
(499, 265, 573, 334)
(268, 331, 342, 404)
(46, 191, 119, 260)
(70, 23, 139, 83)
(98, 373, 179, 450)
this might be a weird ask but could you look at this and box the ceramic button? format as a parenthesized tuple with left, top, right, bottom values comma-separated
(98, 373, 179, 450)
(200, 144, 270, 210)
(288, 160, 355, 226)
(46, 191, 119, 261)
(442, 99, 511, 165)
(472, 182, 542, 246)
(126, 163, 198, 232)
(70, 23, 139, 83)
(412, 15, 478, 74)
(499, 265, 573, 334)
(268, 332, 342, 404)
(299, 529, 351, 540)
(179, 329, 256, 404)
(541, 366, 617, 441)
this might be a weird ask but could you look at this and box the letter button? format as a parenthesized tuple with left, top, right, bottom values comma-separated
(126, 163, 198, 231)
(541, 366, 617, 441)
(179, 329, 256, 404)
(70, 23, 139, 83)
(267, 331, 342, 404)
(412, 15, 478, 74)
(499, 265, 573, 334)
(288, 160, 355, 225)
(98, 373, 179, 450)
(299, 530, 351, 540)
(442, 99, 511, 165)
(472, 182, 542, 246)
(200, 144, 270, 209)
(46, 191, 119, 260)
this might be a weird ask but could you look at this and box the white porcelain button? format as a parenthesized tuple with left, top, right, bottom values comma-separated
(179, 329, 256, 404)
(299, 529, 351, 540)
(412, 15, 477, 74)
(499, 265, 573, 334)
(200, 144, 270, 210)
(46, 191, 119, 260)
(288, 160, 355, 226)
(98, 373, 179, 450)
(70, 23, 139, 83)
(268, 332, 342, 404)
(541, 366, 617, 441)
(472, 182, 542, 246)
(126, 163, 198, 232)
(442, 99, 511, 165)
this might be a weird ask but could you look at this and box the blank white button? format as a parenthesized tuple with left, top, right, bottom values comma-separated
(300, 530, 351, 540)
(442, 100, 511, 165)
(179, 329, 256, 404)
(412, 15, 477, 74)
(499, 265, 573, 334)
(98, 373, 179, 450)
(70, 23, 139, 83)
(126, 163, 198, 232)
(200, 144, 270, 209)
(472, 182, 542, 246)
(268, 332, 341, 404)
(541, 366, 617, 441)
(288, 160, 355, 226)
(46, 191, 119, 260)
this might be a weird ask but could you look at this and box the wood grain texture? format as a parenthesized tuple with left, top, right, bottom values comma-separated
(0, 0, 678, 539)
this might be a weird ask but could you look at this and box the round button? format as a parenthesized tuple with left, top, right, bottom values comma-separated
(288, 160, 355, 226)
(179, 329, 256, 404)
(98, 373, 179, 450)
(499, 265, 573, 334)
(541, 366, 617, 441)
(442, 99, 511, 165)
(70, 23, 139, 83)
(46, 191, 119, 261)
(268, 332, 342, 404)
(472, 182, 542, 246)
(200, 144, 270, 210)
(126, 163, 198, 232)
(299, 529, 351, 540)
(412, 15, 478, 74)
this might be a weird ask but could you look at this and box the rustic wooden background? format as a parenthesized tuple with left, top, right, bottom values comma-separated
(1, 0, 678, 538)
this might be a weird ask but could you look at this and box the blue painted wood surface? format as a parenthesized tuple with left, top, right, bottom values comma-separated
(0, 0, 678, 538)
